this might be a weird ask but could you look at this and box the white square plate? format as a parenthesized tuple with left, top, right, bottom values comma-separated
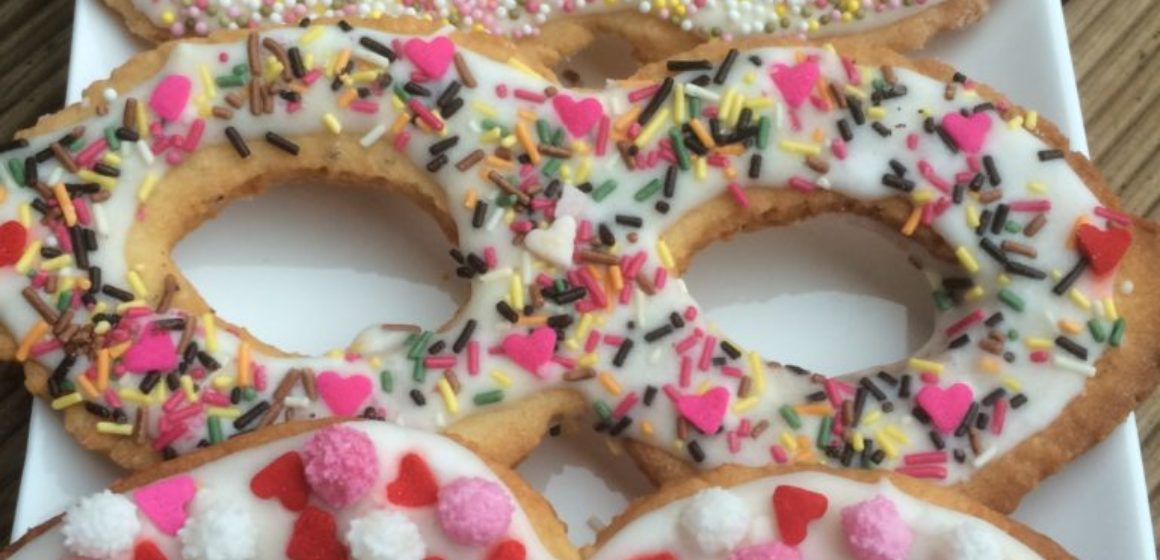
(12, 1, 1156, 558)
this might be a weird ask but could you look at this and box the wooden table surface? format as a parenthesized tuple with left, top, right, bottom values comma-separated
(0, 0, 1157, 552)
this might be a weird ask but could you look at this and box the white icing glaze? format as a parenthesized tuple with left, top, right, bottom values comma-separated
(0, 23, 1128, 489)
(9, 421, 554, 559)
(124, 0, 947, 42)
(589, 470, 1044, 559)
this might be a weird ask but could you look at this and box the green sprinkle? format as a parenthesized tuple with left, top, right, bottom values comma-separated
(215, 74, 246, 88)
(593, 400, 612, 420)
(540, 157, 561, 178)
(634, 178, 662, 202)
(7, 159, 23, 186)
(689, 97, 702, 119)
(412, 359, 427, 383)
(207, 417, 223, 444)
(481, 118, 501, 130)
(392, 85, 411, 102)
(554, 279, 567, 293)
(816, 415, 833, 448)
(104, 126, 120, 151)
(1007, 329, 1019, 341)
(757, 116, 771, 150)
(473, 390, 504, 406)
(779, 404, 801, 429)
(232, 63, 248, 76)
(56, 291, 70, 312)
(998, 288, 1025, 312)
(669, 128, 691, 170)
(1004, 220, 1021, 233)
(380, 370, 394, 393)
(496, 193, 518, 207)
(592, 179, 617, 202)
(535, 119, 551, 144)
(932, 290, 953, 311)
(242, 387, 258, 402)
(407, 331, 433, 359)
(1110, 318, 1126, 347)
(59, 379, 75, 393)
(1087, 319, 1107, 343)
(550, 127, 564, 147)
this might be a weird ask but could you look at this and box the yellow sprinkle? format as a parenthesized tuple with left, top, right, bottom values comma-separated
(1024, 337, 1053, 350)
(1000, 375, 1023, 392)
(198, 64, 217, 98)
(463, 188, 478, 209)
(576, 352, 598, 368)
(955, 246, 980, 274)
(634, 108, 670, 147)
(875, 430, 898, 458)
(506, 57, 540, 78)
(1025, 110, 1039, 130)
(732, 397, 758, 414)
(696, 380, 712, 395)
(576, 157, 592, 183)
(850, 431, 865, 451)
(780, 431, 799, 452)
(15, 241, 42, 273)
(137, 173, 159, 202)
(322, 113, 342, 135)
(349, 70, 380, 84)
(575, 313, 594, 342)
(136, 100, 148, 138)
(965, 205, 980, 229)
(96, 349, 111, 392)
(180, 375, 199, 402)
(237, 341, 252, 387)
(437, 378, 459, 415)
(694, 156, 707, 180)
(1027, 181, 1047, 194)
(910, 189, 935, 204)
(118, 387, 150, 406)
(884, 425, 909, 445)
(116, 300, 148, 313)
(747, 351, 765, 394)
(564, 338, 580, 351)
(1103, 296, 1118, 320)
(17, 203, 29, 227)
(15, 320, 49, 362)
(51, 392, 84, 410)
(300, 26, 324, 44)
(97, 422, 134, 436)
(490, 370, 513, 388)
(657, 240, 675, 269)
(778, 140, 822, 156)
(509, 273, 525, 310)
(1006, 116, 1024, 130)
(907, 357, 944, 374)
(744, 96, 773, 111)
(127, 270, 149, 298)
(515, 121, 540, 165)
(203, 313, 219, 353)
(598, 372, 622, 396)
(211, 376, 234, 391)
(1067, 288, 1091, 310)
(862, 410, 882, 425)
(40, 254, 73, 271)
(673, 83, 687, 123)
(77, 169, 116, 189)
(101, 152, 122, 167)
(997, 274, 1011, 287)
(964, 285, 985, 302)
(867, 106, 887, 120)
(206, 406, 242, 419)
(843, 84, 867, 99)
(332, 48, 351, 76)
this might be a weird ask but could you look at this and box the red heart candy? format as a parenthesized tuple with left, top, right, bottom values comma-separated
(387, 453, 439, 507)
(500, 327, 557, 377)
(676, 386, 730, 434)
(552, 94, 604, 138)
(403, 37, 456, 79)
(771, 60, 819, 109)
(250, 452, 310, 511)
(772, 485, 828, 545)
(134, 541, 169, 560)
(940, 111, 992, 154)
(0, 221, 28, 267)
(487, 539, 527, 560)
(915, 382, 974, 434)
(1076, 223, 1132, 275)
(287, 505, 349, 560)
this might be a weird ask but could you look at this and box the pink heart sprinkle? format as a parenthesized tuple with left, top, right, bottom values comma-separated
(121, 328, 178, 374)
(771, 60, 820, 109)
(133, 474, 196, 536)
(316, 371, 373, 416)
(403, 36, 456, 79)
(940, 111, 991, 154)
(552, 94, 604, 138)
(915, 382, 974, 434)
(676, 386, 730, 434)
(149, 75, 192, 122)
(500, 327, 557, 377)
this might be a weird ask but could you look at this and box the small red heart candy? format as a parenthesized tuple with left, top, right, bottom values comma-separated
(250, 452, 310, 511)
(487, 539, 527, 560)
(1076, 223, 1132, 275)
(134, 541, 169, 560)
(286, 505, 349, 560)
(387, 453, 439, 507)
(0, 221, 28, 267)
(772, 484, 829, 545)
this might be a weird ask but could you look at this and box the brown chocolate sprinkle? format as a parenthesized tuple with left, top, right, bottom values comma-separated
(453, 52, 477, 88)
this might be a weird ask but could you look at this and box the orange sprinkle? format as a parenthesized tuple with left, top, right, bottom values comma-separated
(610, 264, 624, 291)
(1067, 216, 1089, 249)
(689, 119, 716, 149)
(389, 112, 410, 135)
(614, 107, 642, 132)
(810, 127, 825, 143)
(517, 315, 548, 326)
(109, 340, 132, 359)
(237, 341, 252, 387)
(96, 348, 111, 392)
(901, 205, 922, 236)
(485, 156, 516, 171)
(15, 320, 49, 361)
(332, 49, 351, 76)
(336, 88, 358, 109)
(464, 188, 478, 209)
(793, 403, 835, 416)
(77, 375, 100, 400)
(515, 121, 540, 165)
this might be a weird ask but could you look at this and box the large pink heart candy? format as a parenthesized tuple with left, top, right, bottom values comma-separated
(940, 111, 991, 154)
(552, 94, 604, 138)
(133, 474, 196, 536)
(149, 74, 192, 122)
(500, 327, 557, 377)
(403, 36, 456, 79)
(676, 386, 730, 434)
(121, 328, 178, 374)
(771, 60, 819, 109)
(316, 371, 373, 416)
(916, 382, 974, 434)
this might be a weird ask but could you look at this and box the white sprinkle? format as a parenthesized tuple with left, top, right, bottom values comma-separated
(684, 83, 721, 102)
(136, 141, 155, 165)
(972, 446, 996, 468)
(283, 396, 310, 408)
(1121, 280, 1134, 295)
(359, 123, 388, 148)
(1052, 354, 1096, 377)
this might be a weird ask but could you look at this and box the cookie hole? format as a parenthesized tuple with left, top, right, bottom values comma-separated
(683, 214, 938, 375)
(552, 34, 643, 88)
(173, 182, 466, 355)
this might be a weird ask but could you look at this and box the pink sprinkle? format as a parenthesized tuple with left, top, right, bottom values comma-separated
(967, 155, 981, 172)
(1095, 206, 1132, 226)
(182, 119, 205, 152)
(699, 335, 717, 371)
(721, 366, 744, 378)
(894, 465, 947, 479)
(483, 247, 497, 268)
(945, 308, 984, 337)
(302, 69, 322, 85)
(162, 389, 185, 412)
(76, 139, 109, 168)
(841, 57, 861, 84)
(771, 444, 789, 464)
(1007, 199, 1051, 212)
(654, 267, 667, 289)
(831, 138, 848, 159)
(254, 367, 267, 391)
(919, 371, 939, 384)
(906, 133, 919, 150)
(954, 171, 975, 184)
(30, 339, 62, 358)
(918, 160, 951, 193)
(727, 183, 750, 209)
(823, 379, 842, 408)
(921, 201, 937, 226)
(407, 98, 443, 130)
(737, 418, 751, 437)
(73, 199, 92, 226)
(495, 84, 508, 98)
(727, 431, 740, 453)
(1030, 350, 1049, 363)
(679, 356, 693, 388)
(513, 89, 546, 103)
(510, 220, 534, 234)
(627, 122, 641, 139)
(349, 100, 379, 114)
(393, 131, 411, 151)
(535, 273, 554, 287)
(579, 268, 607, 308)
(618, 283, 632, 305)
(612, 392, 639, 418)
(662, 384, 681, 403)
(467, 340, 480, 375)
(165, 150, 184, 166)
(576, 220, 592, 242)
(788, 176, 816, 192)
(170, 403, 202, 422)
(202, 390, 230, 407)
(685, 306, 698, 321)
(602, 334, 624, 346)
(991, 398, 1007, 435)
(584, 330, 600, 353)
(595, 116, 610, 156)
(552, 355, 575, 368)
(903, 451, 947, 465)
(104, 389, 123, 409)
(628, 83, 660, 103)
(425, 356, 456, 368)
(675, 332, 701, 354)
(152, 425, 187, 451)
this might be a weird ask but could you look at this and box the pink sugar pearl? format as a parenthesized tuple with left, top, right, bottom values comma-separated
(302, 425, 380, 509)
(840, 495, 913, 560)
(437, 477, 513, 546)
